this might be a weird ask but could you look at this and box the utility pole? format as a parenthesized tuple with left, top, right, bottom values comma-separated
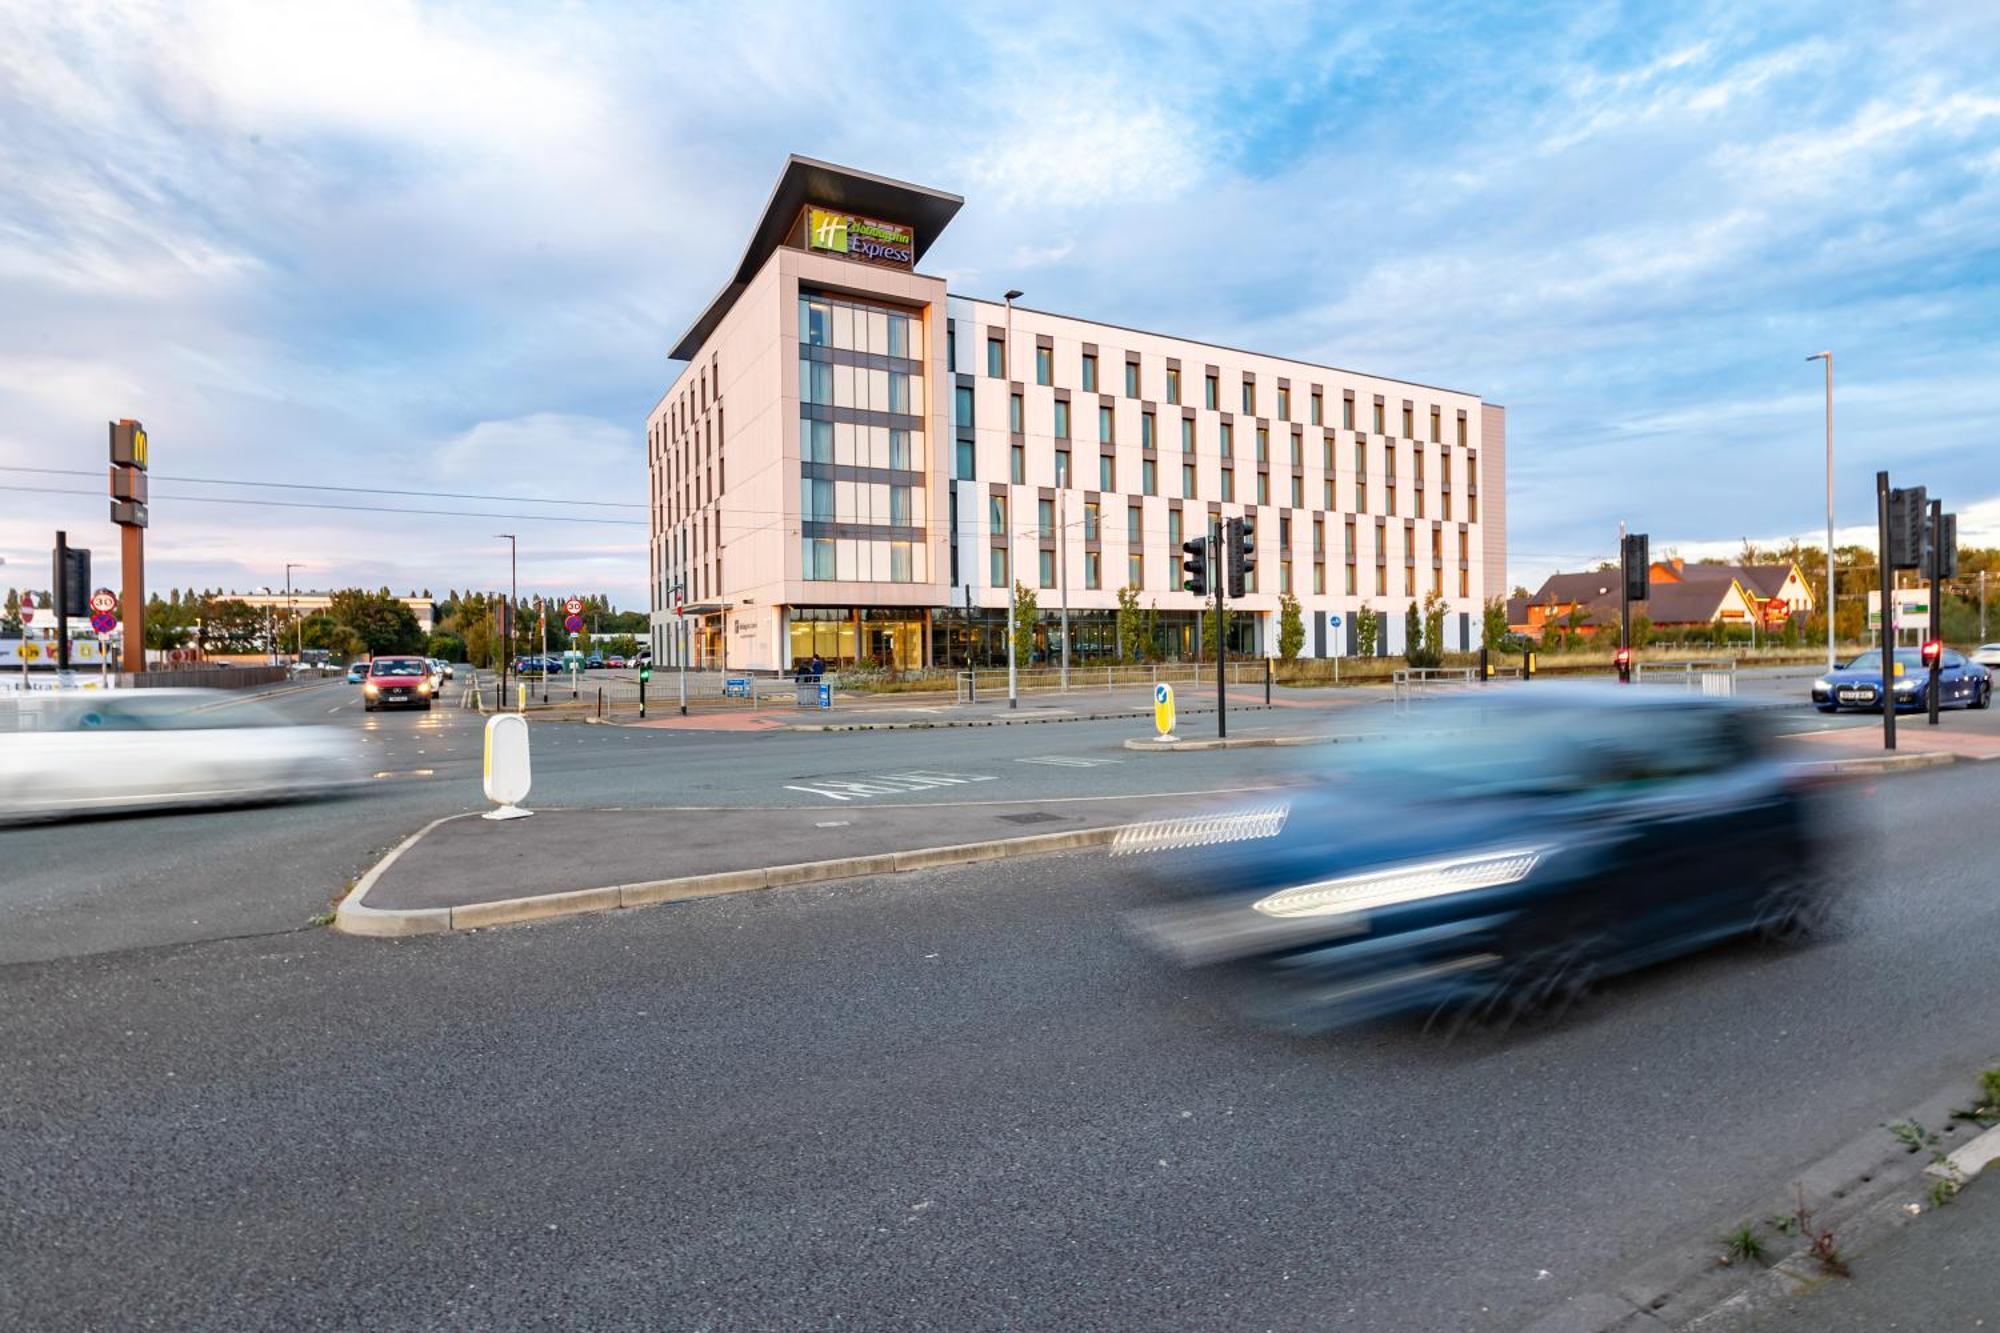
(1004, 288, 1023, 709)
(285, 562, 302, 662)
(1808, 353, 1835, 671)
(1927, 497, 1942, 727)
(1059, 490, 1070, 690)
(54, 530, 73, 678)
(1875, 473, 1895, 752)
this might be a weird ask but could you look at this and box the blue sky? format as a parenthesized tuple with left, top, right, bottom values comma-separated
(2, 0, 1997, 607)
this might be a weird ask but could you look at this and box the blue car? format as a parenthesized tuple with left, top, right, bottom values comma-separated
(1125, 687, 1841, 1034)
(1810, 647, 1992, 713)
(345, 662, 368, 684)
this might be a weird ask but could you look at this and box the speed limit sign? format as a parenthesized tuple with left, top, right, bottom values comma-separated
(564, 597, 584, 616)
(90, 587, 118, 614)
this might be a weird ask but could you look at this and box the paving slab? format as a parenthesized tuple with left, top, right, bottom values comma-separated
(356, 792, 1237, 914)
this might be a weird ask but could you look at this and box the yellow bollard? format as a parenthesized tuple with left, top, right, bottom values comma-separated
(517, 682, 526, 712)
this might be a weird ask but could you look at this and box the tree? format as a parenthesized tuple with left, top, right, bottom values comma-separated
(1482, 597, 1509, 651)
(197, 598, 265, 653)
(1116, 584, 1147, 661)
(1406, 589, 1446, 668)
(326, 588, 424, 655)
(1403, 602, 1424, 666)
(2, 588, 18, 636)
(1630, 613, 1653, 648)
(1201, 603, 1237, 659)
(299, 616, 366, 657)
(1353, 603, 1381, 658)
(1011, 583, 1038, 667)
(1277, 591, 1304, 660)
(427, 632, 468, 662)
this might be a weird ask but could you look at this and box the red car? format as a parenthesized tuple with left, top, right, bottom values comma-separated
(362, 656, 435, 711)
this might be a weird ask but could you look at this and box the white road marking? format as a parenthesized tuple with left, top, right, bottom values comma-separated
(1015, 755, 1123, 768)
(784, 771, 999, 802)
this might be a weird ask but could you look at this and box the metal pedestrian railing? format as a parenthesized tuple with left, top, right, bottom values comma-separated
(1633, 658, 1738, 696)
(1391, 666, 1479, 709)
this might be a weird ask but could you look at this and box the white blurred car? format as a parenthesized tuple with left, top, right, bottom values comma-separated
(1973, 644, 2000, 670)
(0, 689, 363, 821)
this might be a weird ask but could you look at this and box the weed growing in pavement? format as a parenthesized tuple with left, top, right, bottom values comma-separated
(1791, 1187, 1849, 1278)
(308, 910, 336, 927)
(1952, 1067, 2000, 1126)
(1887, 1119, 1934, 1154)
(1886, 1120, 1966, 1207)
(1718, 1224, 1769, 1267)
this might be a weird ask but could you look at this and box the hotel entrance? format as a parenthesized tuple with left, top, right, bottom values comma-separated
(788, 607, 927, 670)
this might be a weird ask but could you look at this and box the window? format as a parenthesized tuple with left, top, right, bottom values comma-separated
(988, 337, 1004, 378)
(1182, 462, 1196, 497)
(1255, 428, 1268, 462)
(1323, 479, 1335, 509)
(1313, 516, 1325, 554)
(1204, 374, 1218, 409)
(947, 324, 956, 371)
(1142, 458, 1157, 495)
(1086, 550, 1102, 589)
(1373, 401, 1385, 434)
(1290, 475, 1303, 507)
(1142, 411, 1156, 449)
(1125, 361, 1139, 397)
(1128, 550, 1143, 589)
(957, 438, 975, 478)
(1277, 386, 1290, 419)
(955, 384, 973, 426)
(1311, 391, 1323, 425)
(887, 315, 910, 358)
(1056, 450, 1071, 487)
(804, 419, 834, 463)
(1010, 444, 1025, 483)
(889, 428, 911, 469)
(1402, 404, 1414, 438)
(1375, 563, 1386, 596)
(887, 370, 911, 414)
(1289, 432, 1302, 467)
(1242, 379, 1256, 414)
(990, 493, 1007, 535)
(1166, 367, 1180, 404)
(1221, 467, 1235, 501)
(1256, 472, 1269, 504)
(1127, 503, 1141, 547)
(1084, 501, 1101, 540)
(801, 360, 833, 404)
(1099, 453, 1115, 490)
(1054, 399, 1070, 438)
(1168, 508, 1183, 547)
(804, 537, 835, 580)
(1430, 406, 1441, 443)
(1081, 353, 1098, 392)
(1281, 560, 1293, 594)
(1099, 404, 1114, 443)
(800, 297, 831, 346)
(1035, 346, 1052, 386)
(1314, 562, 1325, 594)
(1038, 498, 1055, 538)
(1039, 548, 1055, 589)
(1009, 391, 1023, 434)
(1180, 416, 1194, 451)
(1457, 415, 1467, 447)
(990, 547, 1007, 587)
(1220, 421, 1233, 455)
(802, 477, 833, 520)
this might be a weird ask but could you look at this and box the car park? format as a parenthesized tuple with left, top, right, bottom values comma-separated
(1810, 648, 1991, 713)
(0, 689, 363, 821)
(363, 656, 435, 711)
(1126, 687, 1844, 1033)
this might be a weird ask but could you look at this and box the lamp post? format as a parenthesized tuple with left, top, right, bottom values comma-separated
(1807, 352, 1835, 672)
(284, 562, 303, 662)
(1003, 288, 1024, 709)
(497, 533, 516, 708)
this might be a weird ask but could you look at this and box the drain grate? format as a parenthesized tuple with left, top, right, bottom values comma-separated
(995, 811, 1065, 825)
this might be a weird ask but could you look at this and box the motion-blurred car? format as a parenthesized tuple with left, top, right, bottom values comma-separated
(345, 661, 369, 684)
(425, 658, 450, 691)
(0, 689, 363, 821)
(1972, 644, 2000, 670)
(363, 656, 434, 711)
(1810, 648, 1991, 713)
(1125, 687, 1843, 1034)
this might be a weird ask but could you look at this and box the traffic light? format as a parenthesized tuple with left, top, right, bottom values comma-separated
(1936, 512, 1959, 578)
(1181, 536, 1210, 597)
(1921, 638, 1943, 670)
(638, 661, 652, 683)
(1613, 645, 1632, 684)
(55, 545, 91, 618)
(1887, 486, 1927, 569)
(1226, 516, 1256, 598)
(1621, 533, 1649, 602)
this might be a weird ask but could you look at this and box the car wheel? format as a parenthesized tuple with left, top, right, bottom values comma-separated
(1976, 682, 1992, 711)
(421, 701, 432, 711)
(1753, 867, 1839, 944)
(1440, 934, 1606, 1037)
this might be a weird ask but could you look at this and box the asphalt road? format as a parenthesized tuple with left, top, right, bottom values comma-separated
(0, 669, 1946, 964)
(4, 760, 1997, 1331)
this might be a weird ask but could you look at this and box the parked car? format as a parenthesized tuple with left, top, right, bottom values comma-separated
(345, 661, 369, 684)
(363, 655, 435, 711)
(1810, 648, 1991, 713)
(1126, 686, 1845, 1033)
(605, 655, 628, 668)
(0, 690, 363, 821)
(586, 654, 605, 670)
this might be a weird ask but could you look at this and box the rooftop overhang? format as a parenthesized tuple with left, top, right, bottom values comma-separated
(669, 156, 963, 362)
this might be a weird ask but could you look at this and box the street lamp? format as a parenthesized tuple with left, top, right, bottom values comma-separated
(497, 533, 517, 707)
(1003, 289, 1024, 709)
(284, 562, 304, 661)
(1807, 352, 1834, 672)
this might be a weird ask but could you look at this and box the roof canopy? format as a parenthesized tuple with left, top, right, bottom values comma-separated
(670, 156, 964, 361)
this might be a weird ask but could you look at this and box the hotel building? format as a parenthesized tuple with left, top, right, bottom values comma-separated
(648, 157, 1506, 671)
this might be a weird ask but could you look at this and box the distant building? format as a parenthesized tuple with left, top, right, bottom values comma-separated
(1649, 558, 1814, 619)
(234, 591, 436, 635)
(1509, 559, 1804, 639)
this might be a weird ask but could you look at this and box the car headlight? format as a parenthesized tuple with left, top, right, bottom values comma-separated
(363, 682, 379, 695)
(1895, 679, 1919, 693)
(1251, 846, 1549, 919)
(1813, 678, 1831, 692)
(417, 681, 431, 694)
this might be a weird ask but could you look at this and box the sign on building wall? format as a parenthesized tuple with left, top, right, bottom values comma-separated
(805, 207, 914, 267)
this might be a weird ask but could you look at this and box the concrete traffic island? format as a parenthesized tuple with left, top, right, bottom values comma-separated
(334, 792, 1243, 938)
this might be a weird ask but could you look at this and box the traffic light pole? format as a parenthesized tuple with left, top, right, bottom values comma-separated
(54, 530, 72, 677)
(1876, 471, 1895, 752)
(1928, 497, 1942, 727)
(1214, 519, 1226, 740)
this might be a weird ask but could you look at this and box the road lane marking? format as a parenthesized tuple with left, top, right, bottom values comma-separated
(784, 771, 999, 801)
(1015, 755, 1123, 768)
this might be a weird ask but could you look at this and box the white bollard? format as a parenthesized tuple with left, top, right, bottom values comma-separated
(482, 712, 534, 820)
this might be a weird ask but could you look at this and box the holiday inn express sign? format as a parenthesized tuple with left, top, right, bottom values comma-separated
(805, 206, 914, 267)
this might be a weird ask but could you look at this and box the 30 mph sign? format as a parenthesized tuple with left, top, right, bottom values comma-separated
(89, 587, 118, 614)
(564, 598, 584, 616)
